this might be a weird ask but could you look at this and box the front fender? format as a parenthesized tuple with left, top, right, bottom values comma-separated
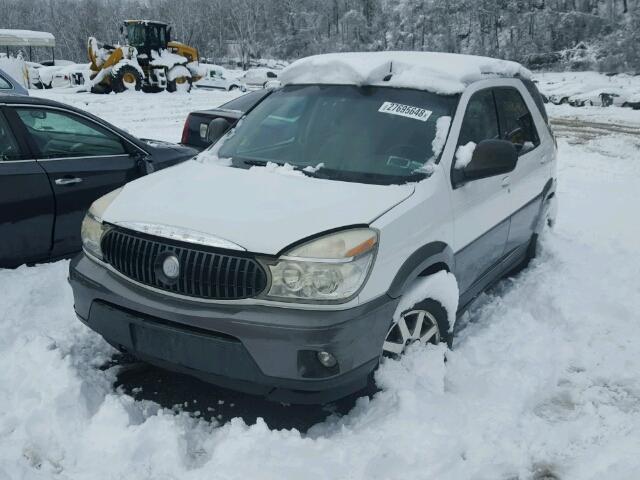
(387, 241, 455, 299)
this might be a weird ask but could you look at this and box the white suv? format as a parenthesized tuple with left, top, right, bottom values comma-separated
(69, 52, 557, 404)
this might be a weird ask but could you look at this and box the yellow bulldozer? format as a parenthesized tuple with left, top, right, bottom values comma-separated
(88, 20, 202, 94)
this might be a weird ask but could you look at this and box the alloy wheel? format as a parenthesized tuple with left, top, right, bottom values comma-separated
(383, 309, 440, 358)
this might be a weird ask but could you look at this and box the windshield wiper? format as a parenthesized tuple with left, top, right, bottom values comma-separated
(235, 158, 320, 177)
(240, 158, 269, 167)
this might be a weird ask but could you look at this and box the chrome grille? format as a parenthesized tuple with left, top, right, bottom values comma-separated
(101, 228, 268, 300)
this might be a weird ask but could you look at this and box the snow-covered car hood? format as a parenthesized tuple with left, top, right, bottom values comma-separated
(102, 160, 415, 255)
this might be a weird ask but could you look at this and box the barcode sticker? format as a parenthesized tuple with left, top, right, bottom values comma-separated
(378, 102, 432, 122)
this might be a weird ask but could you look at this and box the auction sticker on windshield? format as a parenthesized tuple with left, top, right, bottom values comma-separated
(378, 102, 432, 122)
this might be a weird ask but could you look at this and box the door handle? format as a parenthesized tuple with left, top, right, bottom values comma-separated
(501, 176, 511, 188)
(55, 177, 83, 186)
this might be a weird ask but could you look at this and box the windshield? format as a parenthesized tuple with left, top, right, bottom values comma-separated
(210, 85, 458, 185)
(126, 24, 166, 49)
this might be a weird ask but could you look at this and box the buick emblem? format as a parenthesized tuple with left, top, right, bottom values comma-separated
(162, 254, 180, 279)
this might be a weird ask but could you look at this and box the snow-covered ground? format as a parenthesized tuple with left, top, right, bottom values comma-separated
(534, 71, 640, 107)
(2, 88, 640, 479)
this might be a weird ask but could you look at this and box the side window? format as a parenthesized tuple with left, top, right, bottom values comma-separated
(521, 79, 549, 124)
(0, 74, 12, 90)
(494, 88, 540, 155)
(457, 89, 499, 148)
(0, 112, 22, 160)
(15, 108, 127, 158)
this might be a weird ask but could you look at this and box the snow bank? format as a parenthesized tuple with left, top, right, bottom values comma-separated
(281, 52, 531, 94)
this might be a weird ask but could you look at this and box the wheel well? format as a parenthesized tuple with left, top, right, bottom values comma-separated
(387, 242, 455, 299)
(418, 262, 450, 277)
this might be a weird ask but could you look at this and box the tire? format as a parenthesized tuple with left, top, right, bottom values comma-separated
(382, 298, 452, 359)
(167, 66, 193, 93)
(90, 83, 112, 94)
(167, 76, 192, 93)
(111, 65, 142, 93)
(142, 85, 163, 94)
(229, 84, 239, 91)
(523, 233, 539, 267)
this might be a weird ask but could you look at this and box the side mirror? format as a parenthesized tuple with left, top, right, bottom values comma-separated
(264, 80, 281, 89)
(30, 110, 47, 120)
(207, 118, 232, 144)
(167, 26, 172, 42)
(460, 139, 518, 181)
(135, 153, 155, 175)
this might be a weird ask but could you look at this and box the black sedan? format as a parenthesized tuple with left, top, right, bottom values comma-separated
(0, 94, 197, 268)
(181, 88, 271, 150)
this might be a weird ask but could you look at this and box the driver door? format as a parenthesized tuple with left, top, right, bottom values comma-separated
(12, 106, 141, 258)
(450, 88, 512, 301)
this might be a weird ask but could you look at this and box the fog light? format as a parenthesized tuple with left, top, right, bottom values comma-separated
(317, 351, 337, 368)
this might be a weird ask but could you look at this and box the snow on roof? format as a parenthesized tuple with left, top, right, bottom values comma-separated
(280, 51, 531, 95)
(0, 29, 55, 48)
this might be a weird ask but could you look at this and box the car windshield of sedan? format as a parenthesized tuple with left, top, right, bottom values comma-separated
(212, 84, 458, 185)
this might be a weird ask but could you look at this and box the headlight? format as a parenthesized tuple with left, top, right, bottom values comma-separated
(265, 228, 378, 303)
(81, 188, 122, 259)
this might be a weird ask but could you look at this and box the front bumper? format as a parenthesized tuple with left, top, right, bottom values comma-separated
(69, 254, 398, 404)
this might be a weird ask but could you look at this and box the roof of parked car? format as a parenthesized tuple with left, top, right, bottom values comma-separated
(0, 93, 64, 106)
(0, 69, 29, 96)
(279, 51, 531, 95)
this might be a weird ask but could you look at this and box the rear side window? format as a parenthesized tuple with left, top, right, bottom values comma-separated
(219, 89, 270, 113)
(494, 88, 540, 155)
(16, 108, 127, 158)
(457, 89, 499, 147)
(0, 112, 21, 160)
(521, 79, 549, 123)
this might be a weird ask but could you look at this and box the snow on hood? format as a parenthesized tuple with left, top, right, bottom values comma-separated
(102, 160, 415, 255)
(280, 52, 531, 95)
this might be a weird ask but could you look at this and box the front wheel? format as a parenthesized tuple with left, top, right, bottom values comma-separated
(383, 298, 452, 359)
(111, 65, 142, 93)
(167, 77, 192, 93)
(167, 65, 193, 93)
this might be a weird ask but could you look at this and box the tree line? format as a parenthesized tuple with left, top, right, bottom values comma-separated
(1, 0, 638, 70)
